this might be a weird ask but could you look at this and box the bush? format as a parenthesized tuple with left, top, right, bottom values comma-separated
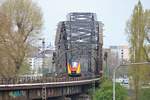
(93, 79, 127, 100)
(139, 88, 150, 100)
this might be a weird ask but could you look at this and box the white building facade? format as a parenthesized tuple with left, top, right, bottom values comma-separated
(27, 46, 55, 75)
(103, 45, 129, 77)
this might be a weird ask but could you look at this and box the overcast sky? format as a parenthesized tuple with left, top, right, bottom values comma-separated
(35, 0, 150, 48)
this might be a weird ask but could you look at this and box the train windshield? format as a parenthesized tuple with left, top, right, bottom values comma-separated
(71, 62, 78, 68)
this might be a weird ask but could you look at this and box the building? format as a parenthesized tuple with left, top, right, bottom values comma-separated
(27, 45, 55, 75)
(110, 45, 129, 64)
(103, 45, 129, 77)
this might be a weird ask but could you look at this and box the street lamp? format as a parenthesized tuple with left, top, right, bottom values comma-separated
(104, 52, 108, 78)
(121, 49, 124, 64)
(113, 62, 150, 100)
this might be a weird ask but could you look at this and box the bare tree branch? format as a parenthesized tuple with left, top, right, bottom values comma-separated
(0, 0, 43, 78)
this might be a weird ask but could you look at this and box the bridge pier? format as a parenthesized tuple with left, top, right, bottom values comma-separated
(71, 94, 91, 100)
(26, 90, 30, 100)
(48, 96, 71, 100)
(0, 91, 27, 100)
(49, 95, 91, 100)
(0, 92, 7, 100)
(64, 97, 71, 100)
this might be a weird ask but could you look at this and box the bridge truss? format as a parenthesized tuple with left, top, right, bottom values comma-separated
(54, 12, 103, 75)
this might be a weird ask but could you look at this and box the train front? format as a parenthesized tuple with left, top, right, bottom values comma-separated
(67, 61, 81, 77)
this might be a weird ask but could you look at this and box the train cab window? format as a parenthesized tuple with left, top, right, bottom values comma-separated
(71, 62, 78, 68)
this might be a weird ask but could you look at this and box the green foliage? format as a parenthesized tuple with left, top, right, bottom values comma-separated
(139, 88, 150, 100)
(126, 1, 146, 62)
(125, 1, 150, 100)
(93, 79, 127, 100)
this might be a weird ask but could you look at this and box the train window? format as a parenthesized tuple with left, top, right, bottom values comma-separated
(71, 62, 78, 68)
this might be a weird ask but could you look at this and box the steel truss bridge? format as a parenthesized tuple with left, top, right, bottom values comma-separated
(54, 12, 103, 75)
(0, 12, 103, 100)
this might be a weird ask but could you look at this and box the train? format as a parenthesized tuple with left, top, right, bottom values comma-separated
(67, 61, 81, 77)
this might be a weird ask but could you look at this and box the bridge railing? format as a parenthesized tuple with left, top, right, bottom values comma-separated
(0, 75, 100, 85)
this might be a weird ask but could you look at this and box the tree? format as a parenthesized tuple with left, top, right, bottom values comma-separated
(0, 0, 42, 78)
(144, 10, 150, 44)
(144, 10, 150, 59)
(0, 12, 17, 78)
(125, 1, 150, 100)
(93, 79, 127, 100)
(18, 60, 31, 75)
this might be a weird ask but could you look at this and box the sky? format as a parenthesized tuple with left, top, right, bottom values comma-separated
(35, 0, 150, 48)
